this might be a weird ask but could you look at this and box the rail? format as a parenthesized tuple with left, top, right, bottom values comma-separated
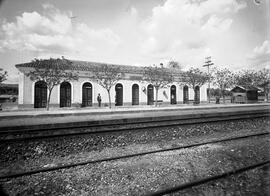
(1, 109, 269, 142)
(145, 160, 270, 196)
(1, 131, 268, 180)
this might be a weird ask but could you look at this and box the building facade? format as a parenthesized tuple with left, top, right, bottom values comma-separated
(15, 60, 207, 108)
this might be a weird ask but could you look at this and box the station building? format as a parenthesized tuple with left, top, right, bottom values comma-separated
(15, 60, 207, 108)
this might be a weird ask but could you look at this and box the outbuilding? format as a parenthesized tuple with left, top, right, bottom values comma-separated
(230, 85, 259, 103)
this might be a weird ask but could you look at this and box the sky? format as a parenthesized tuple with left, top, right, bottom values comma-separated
(0, 0, 269, 83)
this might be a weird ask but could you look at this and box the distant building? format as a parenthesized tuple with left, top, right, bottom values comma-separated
(15, 60, 208, 108)
(230, 85, 259, 103)
(260, 82, 270, 102)
(0, 83, 18, 103)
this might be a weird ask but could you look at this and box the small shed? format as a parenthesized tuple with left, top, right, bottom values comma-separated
(230, 85, 259, 103)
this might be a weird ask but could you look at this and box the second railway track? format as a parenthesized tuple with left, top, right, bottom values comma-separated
(0, 131, 269, 179)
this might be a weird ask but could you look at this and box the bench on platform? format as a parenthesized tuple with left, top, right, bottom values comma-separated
(188, 99, 200, 105)
(154, 100, 163, 106)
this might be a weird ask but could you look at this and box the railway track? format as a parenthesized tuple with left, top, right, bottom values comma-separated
(145, 160, 270, 196)
(1, 131, 268, 180)
(1, 109, 269, 142)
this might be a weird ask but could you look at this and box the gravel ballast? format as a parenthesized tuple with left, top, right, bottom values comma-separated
(0, 117, 269, 176)
(1, 134, 269, 196)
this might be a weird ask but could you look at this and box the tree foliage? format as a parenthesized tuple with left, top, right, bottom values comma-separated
(180, 68, 208, 89)
(212, 68, 234, 103)
(234, 69, 257, 86)
(91, 64, 123, 108)
(26, 58, 79, 110)
(0, 68, 7, 84)
(167, 61, 182, 70)
(142, 65, 173, 106)
(179, 67, 208, 103)
(209, 88, 232, 97)
(254, 68, 270, 101)
(254, 68, 270, 86)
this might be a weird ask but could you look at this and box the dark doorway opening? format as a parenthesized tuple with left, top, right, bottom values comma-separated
(183, 85, 189, 104)
(115, 83, 123, 106)
(60, 82, 71, 107)
(147, 84, 154, 105)
(34, 81, 47, 108)
(171, 85, 177, 104)
(132, 84, 139, 105)
(82, 82, 92, 107)
(195, 86, 200, 104)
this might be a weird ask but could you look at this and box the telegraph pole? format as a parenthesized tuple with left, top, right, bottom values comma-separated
(203, 56, 214, 103)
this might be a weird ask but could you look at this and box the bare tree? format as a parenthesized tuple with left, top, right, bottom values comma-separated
(27, 58, 79, 110)
(91, 64, 123, 108)
(142, 64, 173, 106)
(180, 67, 208, 103)
(212, 68, 234, 103)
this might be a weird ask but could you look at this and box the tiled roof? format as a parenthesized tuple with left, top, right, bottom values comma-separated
(231, 85, 260, 92)
(15, 59, 183, 75)
(0, 83, 18, 88)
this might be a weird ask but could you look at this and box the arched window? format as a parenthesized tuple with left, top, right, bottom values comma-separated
(34, 81, 47, 108)
(60, 82, 71, 107)
(132, 84, 139, 105)
(170, 85, 177, 104)
(147, 84, 154, 105)
(195, 86, 200, 104)
(115, 83, 123, 106)
(82, 82, 92, 107)
(183, 85, 189, 104)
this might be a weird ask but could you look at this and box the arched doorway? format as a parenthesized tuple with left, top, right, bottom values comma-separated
(195, 86, 200, 104)
(115, 83, 123, 106)
(60, 82, 71, 107)
(132, 84, 139, 105)
(34, 81, 47, 108)
(171, 85, 177, 104)
(147, 84, 154, 105)
(183, 85, 189, 104)
(82, 82, 92, 107)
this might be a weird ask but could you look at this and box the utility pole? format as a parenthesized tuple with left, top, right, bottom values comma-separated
(203, 56, 214, 103)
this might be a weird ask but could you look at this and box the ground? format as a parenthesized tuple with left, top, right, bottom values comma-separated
(1, 117, 269, 195)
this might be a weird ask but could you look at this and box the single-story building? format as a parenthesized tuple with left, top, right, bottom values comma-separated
(231, 85, 259, 103)
(15, 60, 208, 108)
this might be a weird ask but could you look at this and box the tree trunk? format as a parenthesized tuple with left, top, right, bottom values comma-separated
(222, 89, 225, 104)
(193, 89, 196, 104)
(155, 87, 159, 107)
(47, 88, 53, 111)
(107, 89, 111, 108)
(264, 87, 268, 102)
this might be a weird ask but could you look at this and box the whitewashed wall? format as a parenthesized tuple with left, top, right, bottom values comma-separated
(19, 71, 208, 107)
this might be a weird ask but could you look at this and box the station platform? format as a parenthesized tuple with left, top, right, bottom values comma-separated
(0, 103, 269, 129)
